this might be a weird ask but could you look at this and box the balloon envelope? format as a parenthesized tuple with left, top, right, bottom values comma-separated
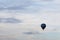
(41, 23, 46, 30)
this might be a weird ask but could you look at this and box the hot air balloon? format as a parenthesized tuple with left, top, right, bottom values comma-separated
(41, 23, 46, 30)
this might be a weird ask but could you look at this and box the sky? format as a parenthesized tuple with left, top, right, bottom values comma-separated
(0, 0, 60, 40)
(0, 0, 60, 13)
(0, 0, 60, 32)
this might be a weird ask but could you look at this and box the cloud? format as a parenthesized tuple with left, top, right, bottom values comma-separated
(0, 0, 59, 13)
(0, 18, 21, 23)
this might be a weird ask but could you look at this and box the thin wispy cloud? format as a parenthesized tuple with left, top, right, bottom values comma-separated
(0, 18, 21, 23)
(0, 0, 60, 13)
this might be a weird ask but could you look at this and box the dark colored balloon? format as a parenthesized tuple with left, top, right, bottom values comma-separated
(41, 23, 46, 30)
